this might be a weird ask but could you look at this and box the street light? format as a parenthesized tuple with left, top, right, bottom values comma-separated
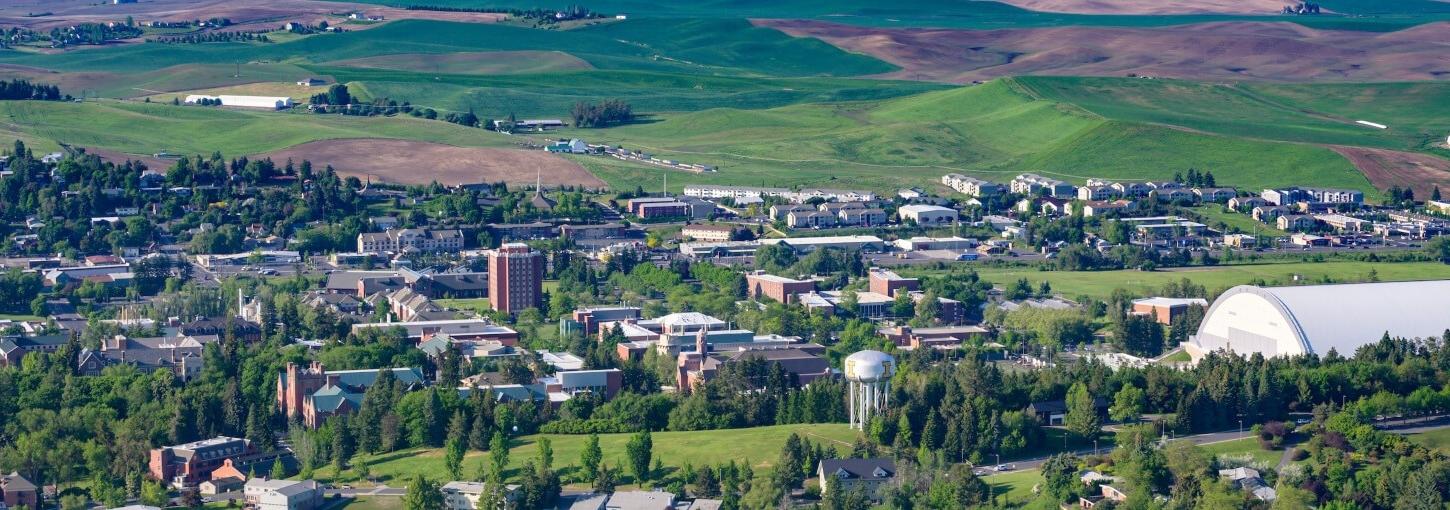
(1093, 439, 1098, 456)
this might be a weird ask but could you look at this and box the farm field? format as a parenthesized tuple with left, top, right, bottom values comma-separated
(308, 423, 861, 486)
(902, 260, 1450, 301)
(329, 0, 1450, 31)
(141, 82, 328, 103)
(326, 50, 593, 75)
(258, 139, 602, 187)
(1016, 77, 1450, 151)
(574, 78, 1371, 193)
(0, 100, 517, 158)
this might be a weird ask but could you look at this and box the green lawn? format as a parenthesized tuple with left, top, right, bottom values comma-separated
(1180, 205, 1289, 237)
(1195, 437, 1283, 466)
(311, 423, 860, 486)
(0, 313, 43, 321)
(436, 298, 491, 315)
(984, 469, 1043, 504)
(903, 260, 1450, 301)
(1407, 427, 1450, 452)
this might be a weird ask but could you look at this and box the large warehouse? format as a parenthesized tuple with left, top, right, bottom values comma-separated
(1187, 280, 1450, 361)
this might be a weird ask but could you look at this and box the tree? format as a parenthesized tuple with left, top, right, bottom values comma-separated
(1116, 314, 1167, 357)
(445, 438, 465, 480)
(626, 430, 653, 483)
(401, 475, 443, 510)
(593, 463, 618, 493)
(1065, 382, 1102, 441)
(1110, 384, 1147, 423)
(270, 456, 286, 478)
(536, 437, 554, 470)
(1041, 453, 1080, 502)
(581, 434, 603, 480)
(489, 431, 509, 481)
(140, 480, 169, 507)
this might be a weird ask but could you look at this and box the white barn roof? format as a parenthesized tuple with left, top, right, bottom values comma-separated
(184, 95, 294, 109)
(1191, 280, 1450, 360)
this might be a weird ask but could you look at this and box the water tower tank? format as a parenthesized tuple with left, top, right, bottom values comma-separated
(844, 350, 895, 383)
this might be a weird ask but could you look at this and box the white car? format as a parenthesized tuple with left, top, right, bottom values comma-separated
(995, 464, 1011, 471)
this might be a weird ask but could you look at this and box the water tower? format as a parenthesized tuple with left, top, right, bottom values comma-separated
(845, 350, 896, 430)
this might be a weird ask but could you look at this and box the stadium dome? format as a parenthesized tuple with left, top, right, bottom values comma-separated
(1188, 280, 1450, 361)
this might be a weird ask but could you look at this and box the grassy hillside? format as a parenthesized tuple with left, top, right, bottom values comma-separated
(572, 78, 1369, 193)
(0, 19, 893, 78)
(308, 423, 860, 485)
(311, 67, 945, 116)
(1016, 76, 1450, 152)
(0, 100, 516, 156)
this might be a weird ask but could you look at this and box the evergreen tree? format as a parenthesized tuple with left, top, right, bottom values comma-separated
(626, 430, 653, 483)
(1065, 382, 1101, 441)
(401, 475, 443, 510)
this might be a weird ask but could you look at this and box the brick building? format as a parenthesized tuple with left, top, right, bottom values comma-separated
(149, 437, 256, 487)
(868, 269, 919, 297)
(488, 243, 544, 313)
(745, 272, 815, 304)
(276, 361, 425, 428)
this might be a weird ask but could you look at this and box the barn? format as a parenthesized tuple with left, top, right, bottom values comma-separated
(1186, 280, 1450, 361)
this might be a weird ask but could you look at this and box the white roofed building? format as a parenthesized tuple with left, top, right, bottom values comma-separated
(185, 95, 294, 109)
(1188, 281, 1450, 361)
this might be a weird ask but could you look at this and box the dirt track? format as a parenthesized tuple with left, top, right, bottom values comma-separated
(258, 139, 607, 189)
(1331, 146, 1450, 198)
(994, 0, 1284, 15)
(759, 20, 1450, 83)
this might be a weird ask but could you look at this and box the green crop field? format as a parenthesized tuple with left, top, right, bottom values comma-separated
(325, 50, 593, 75)
(330, 0, 1450, 31)
(899, 260, 1450, 301)
(1016, 77, 1450, 151)
(0, 19, 892, 78)
(570, 78, 1370, 193)
(309, 423, 861, 485)
(0, 100, 515, 156)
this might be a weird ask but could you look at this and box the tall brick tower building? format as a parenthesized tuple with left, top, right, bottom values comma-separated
(488, 243, 544, 313)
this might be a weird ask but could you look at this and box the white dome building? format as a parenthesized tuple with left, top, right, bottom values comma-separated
(1188, 280, 1450, 361)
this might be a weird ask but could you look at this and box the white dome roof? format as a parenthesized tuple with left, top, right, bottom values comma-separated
(844, 350, 895, 382)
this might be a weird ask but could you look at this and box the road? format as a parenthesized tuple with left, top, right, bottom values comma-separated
(980, 428, 1250, 478)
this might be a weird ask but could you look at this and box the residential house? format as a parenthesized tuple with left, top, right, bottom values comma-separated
(77, 334, 211, 380)
(769, 204, 816, 221)
(818, 458, 895, 500)
(1228, 196, 1268, 210)
(1252, 205, 1293, 222)
(787, 210, 837, 229)
(837, 208, 887, 226)
(1194, 187, 1237, 203)
(941, 174, 1002, 197)
(1277, 214, 1319, 231)
(1110, 181, 1152, 198)
(0, 472, 38, 510)
(1010, 173, 1074, 197)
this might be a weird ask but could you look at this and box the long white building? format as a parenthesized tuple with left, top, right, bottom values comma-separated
(1187, 280, 1450, 361)
(184, 95, 294, 109)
